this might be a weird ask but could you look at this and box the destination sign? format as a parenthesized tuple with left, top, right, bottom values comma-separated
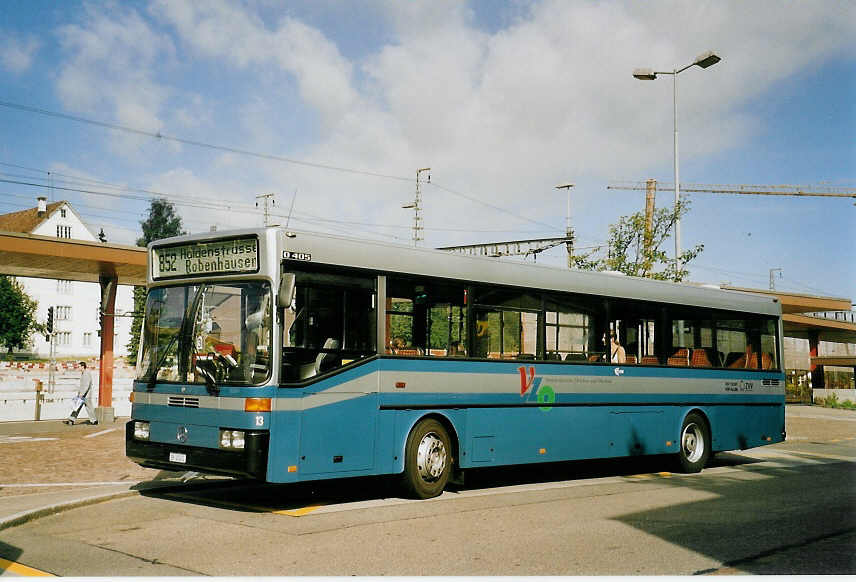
(152, 237, 259, 279)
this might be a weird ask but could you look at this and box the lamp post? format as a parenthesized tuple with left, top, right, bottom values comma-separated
(555, 182, 575, 268)
(633, 50, 721, 279)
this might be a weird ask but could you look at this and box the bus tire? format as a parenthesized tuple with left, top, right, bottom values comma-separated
(401, 418, 451, 499)
(676, 412, 710, 473)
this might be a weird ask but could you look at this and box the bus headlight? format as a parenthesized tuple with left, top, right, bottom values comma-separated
(134, 421, 150, 440)
(219, 429, 246, 450)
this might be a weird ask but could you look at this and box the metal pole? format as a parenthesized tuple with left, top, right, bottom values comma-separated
(555, 183, 575, 269)
(566, 189, 571, 238)
(49, 329, 55, 393)
(566, 189, 573, 268)
(410, 168, 430, 247)
(673, 69, 681, 279)
(414, 171, 422, 247)
(769, 268, 783, 290)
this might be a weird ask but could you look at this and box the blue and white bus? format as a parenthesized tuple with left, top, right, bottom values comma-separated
(127, 228, 785, 498)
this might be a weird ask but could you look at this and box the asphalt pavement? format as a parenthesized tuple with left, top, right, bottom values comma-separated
(0, 404, 853, 534)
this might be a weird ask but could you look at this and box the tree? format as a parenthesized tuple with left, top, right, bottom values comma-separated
(572, 198, 703, 282)
(0, 276, 44, 355)
(126, 199, 186, 365)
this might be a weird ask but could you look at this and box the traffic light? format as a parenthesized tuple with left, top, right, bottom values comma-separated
(45, 306, 54, 340)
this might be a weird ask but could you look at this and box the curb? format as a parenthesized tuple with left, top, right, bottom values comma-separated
(0, 479, 236, 532)
(0, 488, 140, 532)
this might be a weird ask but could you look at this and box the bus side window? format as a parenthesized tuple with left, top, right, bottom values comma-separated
(387, 278, 468, 358)
(386, 296, 415, 355)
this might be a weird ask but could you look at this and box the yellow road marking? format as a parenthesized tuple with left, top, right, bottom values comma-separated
(164, 491, 325, 517)
(627, 471, 671, 480)
(0, 556, 54, 576)
(275, 504, 326, 517)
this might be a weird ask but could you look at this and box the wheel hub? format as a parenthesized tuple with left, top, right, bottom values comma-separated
(682, 422, 704, 463)
(416, 432, 447, 482)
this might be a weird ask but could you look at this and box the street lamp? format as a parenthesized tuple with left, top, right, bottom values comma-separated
(555, 182, 575, 268)
(633, 50, 721, 279)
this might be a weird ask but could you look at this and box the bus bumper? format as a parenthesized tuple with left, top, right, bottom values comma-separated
(125, 421, 270, 480)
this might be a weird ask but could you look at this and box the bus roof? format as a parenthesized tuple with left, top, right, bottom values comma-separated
(152, 227, 781, 316)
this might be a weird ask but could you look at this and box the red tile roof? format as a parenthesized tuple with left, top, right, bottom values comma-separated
(0, 200, 67, 234)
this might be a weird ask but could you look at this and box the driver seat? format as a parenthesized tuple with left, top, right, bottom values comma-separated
(315, 338, 340, 374)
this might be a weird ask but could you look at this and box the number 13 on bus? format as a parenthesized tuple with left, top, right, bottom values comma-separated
(127, 228, 785, 498)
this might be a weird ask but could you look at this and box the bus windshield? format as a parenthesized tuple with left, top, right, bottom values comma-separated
(137, 281, 273, 386)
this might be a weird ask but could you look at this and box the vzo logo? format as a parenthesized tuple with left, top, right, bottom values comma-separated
(518, 366, 556, 412)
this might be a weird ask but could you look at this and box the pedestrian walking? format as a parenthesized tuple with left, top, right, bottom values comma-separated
(65, 361, 97, 425)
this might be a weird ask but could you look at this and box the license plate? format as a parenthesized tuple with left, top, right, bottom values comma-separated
(169, 452, 187, 463)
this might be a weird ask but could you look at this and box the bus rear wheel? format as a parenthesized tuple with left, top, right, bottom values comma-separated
(676, 412, 710, 473)
(401, 418, 451, 499)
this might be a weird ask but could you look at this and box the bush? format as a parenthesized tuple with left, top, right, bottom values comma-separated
(815, 392, 856, 410)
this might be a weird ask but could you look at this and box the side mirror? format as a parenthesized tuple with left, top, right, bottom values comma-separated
(279, 273, 296, 309)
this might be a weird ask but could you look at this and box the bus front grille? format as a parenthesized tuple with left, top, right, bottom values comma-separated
(168, 396, 200, 408)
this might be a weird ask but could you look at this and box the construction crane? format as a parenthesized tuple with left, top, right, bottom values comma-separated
(607, 181, 856, 199)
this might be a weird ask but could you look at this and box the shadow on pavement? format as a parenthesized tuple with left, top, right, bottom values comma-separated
(132, 449, 856, 573)
(613, 459, 856, 575)
(135, 451, 767, 515)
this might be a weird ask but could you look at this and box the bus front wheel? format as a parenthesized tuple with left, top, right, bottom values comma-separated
(401, 418, 451, 499)
(676, 412, 710, 473)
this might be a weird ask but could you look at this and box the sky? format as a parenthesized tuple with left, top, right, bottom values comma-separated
(1, 0, 854, 302)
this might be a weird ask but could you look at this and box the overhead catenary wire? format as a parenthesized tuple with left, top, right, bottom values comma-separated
(429, 181, 560, 232)
(0, 100, 413, 183)
(0, 173, 556, 236)
(0, 101, 564, 231)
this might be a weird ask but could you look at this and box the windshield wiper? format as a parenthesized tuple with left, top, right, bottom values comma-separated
(146, 285, 207, 390)
(146, 331, 179, 390)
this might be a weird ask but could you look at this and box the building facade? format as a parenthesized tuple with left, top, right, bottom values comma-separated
(0, 197, 134, 359)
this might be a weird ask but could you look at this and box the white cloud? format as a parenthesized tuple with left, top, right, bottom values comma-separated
(0, 31, 40, 73)
(41, 0, 855, 286)
(55, 3, 175, 155)
(109, 0, 851, 249)
(152, 0, 357, 129)
(147, 168, 265, 234)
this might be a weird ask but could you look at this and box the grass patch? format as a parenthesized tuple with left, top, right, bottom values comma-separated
(815, 392, 856, 410)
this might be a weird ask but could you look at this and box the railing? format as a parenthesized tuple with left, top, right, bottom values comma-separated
(803, 311, 856, 324)
(0, 375, 132, 421)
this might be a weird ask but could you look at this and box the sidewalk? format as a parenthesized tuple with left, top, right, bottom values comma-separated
(0, 417, 228, 531)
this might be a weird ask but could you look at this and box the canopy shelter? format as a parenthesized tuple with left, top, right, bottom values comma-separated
(721, 286, 856, 386)
(0, 230, 147, 420)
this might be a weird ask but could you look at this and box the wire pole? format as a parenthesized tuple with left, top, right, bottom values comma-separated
(554, 183, 575, 268)
(769, 268, 783, 290)
(403, 168, 431, 247)
(255, 193, 276, 227)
